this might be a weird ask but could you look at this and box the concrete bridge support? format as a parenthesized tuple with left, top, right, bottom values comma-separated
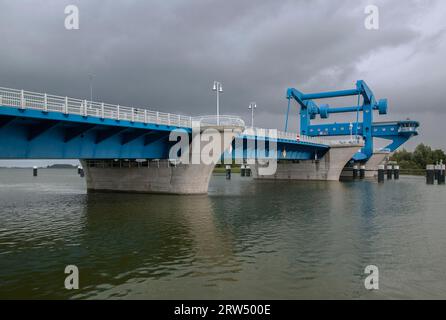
(340, 150, 391, 179)
(81, 126, 242, 195)
(82, 160, 216, 194)
(364, 151, 390, 178)
(252, 143, 362, 181)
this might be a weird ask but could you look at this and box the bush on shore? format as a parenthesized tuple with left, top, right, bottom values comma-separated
(391, 144, 445, 170)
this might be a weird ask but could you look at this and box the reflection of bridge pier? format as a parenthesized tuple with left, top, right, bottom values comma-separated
(77, 193, 235, 298)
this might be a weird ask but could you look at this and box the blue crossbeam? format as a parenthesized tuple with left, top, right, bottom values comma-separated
(301, 89, 359, 100)
(284, 80, 416, 162)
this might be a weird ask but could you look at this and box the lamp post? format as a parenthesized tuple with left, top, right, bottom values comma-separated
(349, 122, 353, 141)
(248, 102, 256, 127)
(89, 74, 94, 107)
(212, 81, 223, 125)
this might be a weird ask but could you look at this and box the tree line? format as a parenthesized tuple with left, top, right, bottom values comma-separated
(391, 144, 446, 170)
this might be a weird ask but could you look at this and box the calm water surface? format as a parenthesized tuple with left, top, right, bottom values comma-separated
(0, 168, 445, 299)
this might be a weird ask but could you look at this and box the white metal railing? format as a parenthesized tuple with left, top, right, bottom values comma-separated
(243, 127, 362, 146)
(0, 86, 361, 147)
(194, 115, 245, 128)
(0, 86, 245, 129)
(398, 127, 416, 133)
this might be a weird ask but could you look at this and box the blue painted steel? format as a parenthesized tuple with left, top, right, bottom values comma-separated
(285, 80, 416, 161)
(0, 105, 328, 161)
(237, 134, 329, 161)
(0, 106, 186, 159)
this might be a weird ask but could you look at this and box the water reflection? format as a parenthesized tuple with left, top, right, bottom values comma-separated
(1, 170, 446, 299)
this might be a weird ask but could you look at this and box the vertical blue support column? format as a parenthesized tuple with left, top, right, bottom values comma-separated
(285, 98, 291, 132)
(300, 104, 310, 135)
(362, 103, 373, 158)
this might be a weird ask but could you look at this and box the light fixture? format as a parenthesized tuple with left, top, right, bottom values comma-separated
(248, 102, 257, 127)
(212, 81, 223, 125)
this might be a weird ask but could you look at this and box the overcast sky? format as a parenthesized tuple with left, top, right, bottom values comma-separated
(0, 0, 445, 166)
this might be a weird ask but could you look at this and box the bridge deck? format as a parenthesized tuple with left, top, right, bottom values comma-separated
(0, 86, 356, 160)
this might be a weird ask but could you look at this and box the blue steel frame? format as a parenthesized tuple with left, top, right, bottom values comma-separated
(285, 80, 419, 161)
(0, 105, 328, 161)
(234, 134, 328, 161)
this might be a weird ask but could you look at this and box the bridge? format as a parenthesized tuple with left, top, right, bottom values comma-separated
(0, 81, 417, 194)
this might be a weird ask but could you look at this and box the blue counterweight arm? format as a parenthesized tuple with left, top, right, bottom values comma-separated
(285, 80, 389, 160)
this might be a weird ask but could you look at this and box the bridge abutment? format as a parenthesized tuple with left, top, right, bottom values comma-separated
(252, 143, 361, 181)
(364, 151, 390, 178)
(81, 159, 216, 194)
(81, 124, 242, 195)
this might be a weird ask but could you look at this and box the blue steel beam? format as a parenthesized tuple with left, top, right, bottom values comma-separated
(1, 104, 330, 161)
(0, 106, 185, 159)
(301, 89, 359, 100)
(285, 80, 396, 161)
(95, 127, 128, 144)
(306, 121, 419, 138)
(0, 115, 17, 129)
(233, 135, 329, 161)
(64, 124, 97, 143)
(144, 132, 169, 146)
(306, 120, 419, 160)
(121, 130, 149, 145)
(27, 120, 60, 141)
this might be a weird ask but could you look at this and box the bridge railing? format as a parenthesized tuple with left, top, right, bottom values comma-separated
(194, 115, 246, 128)
(0, 86, 362, 147)
(0, 86, 199, 128)
(243, 127, 361, 146)
(0, 87, 248, 129)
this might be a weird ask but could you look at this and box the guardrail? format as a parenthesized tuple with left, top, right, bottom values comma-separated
(243, 127, 362, 146)
(0, 87, 245, 129)
(194, 115, 245, 128)
(0, 86, 361, 147)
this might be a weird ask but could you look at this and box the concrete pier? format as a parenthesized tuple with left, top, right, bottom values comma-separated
(360, 165, 366, 179)
(426, 165, 435, 185)
(252, 143, 362, 181)
(82, 159, 217, 194)
(364, 151, 390, 178)
(378, 165, 385, 183)
(81, 125, 242, 194)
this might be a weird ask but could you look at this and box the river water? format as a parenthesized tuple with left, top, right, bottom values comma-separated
(0, 168, 445, 299)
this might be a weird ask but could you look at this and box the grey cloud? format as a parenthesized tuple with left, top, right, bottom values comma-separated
(0, 0, 445, 150)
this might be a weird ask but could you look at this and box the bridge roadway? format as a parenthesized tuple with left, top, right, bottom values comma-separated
(0, 86, 361, 194)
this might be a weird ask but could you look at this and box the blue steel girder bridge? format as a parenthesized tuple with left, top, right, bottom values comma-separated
(0, 87, 333, 162)
(285, 80, 419, 162)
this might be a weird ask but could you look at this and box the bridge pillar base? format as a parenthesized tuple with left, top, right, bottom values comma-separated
(364, 151, 390, 178)
(340, 151, 391, 179)
(81, 160, 215, 195)
(80, 125, 242, 195)
(252, 144, 361, 181)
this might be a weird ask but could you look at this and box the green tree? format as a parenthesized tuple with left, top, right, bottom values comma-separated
(413, 144, 432, 169)
(390, 143, 445, 170)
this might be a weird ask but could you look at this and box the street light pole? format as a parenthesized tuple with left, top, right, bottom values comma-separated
(349, 122, 353, 141)
(248, 102, 256, 127)
(212, 81, 223, 125)
(89, 74, 94, 107)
